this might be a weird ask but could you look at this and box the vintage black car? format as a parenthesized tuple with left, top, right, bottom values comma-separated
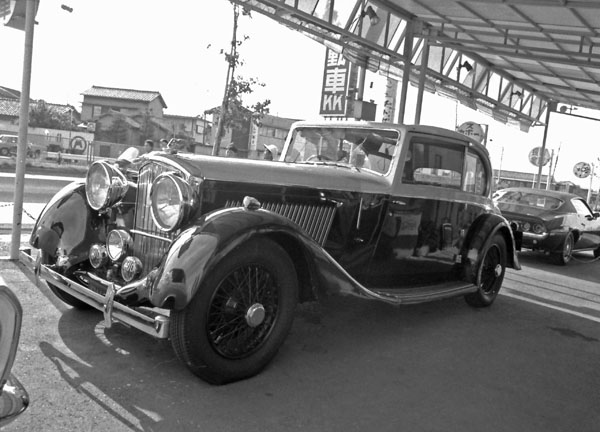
(494, 187, 600, 264)
(21, 121, 520, 384)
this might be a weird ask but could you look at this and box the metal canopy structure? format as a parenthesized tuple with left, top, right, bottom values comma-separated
(231, 0, 600, 130)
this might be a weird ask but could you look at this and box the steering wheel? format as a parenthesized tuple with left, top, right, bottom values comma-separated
(306, 154, 332, 162)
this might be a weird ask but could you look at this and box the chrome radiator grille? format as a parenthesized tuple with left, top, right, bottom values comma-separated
(226, 200, 336, 245)
(132, 163, 176, 274)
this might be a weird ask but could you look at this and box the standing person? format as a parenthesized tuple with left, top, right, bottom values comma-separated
(263, 144, 278, 161)
(143, 139, 154, 154)
(159, 139, 169, 150)
(226, 143, 239, 157)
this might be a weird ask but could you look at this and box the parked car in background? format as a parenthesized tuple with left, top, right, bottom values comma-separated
(494, 187, 600, 264)
(0, 280, 29, 427)
(21, 121, 520, 384)
(0, 134, 18, 157)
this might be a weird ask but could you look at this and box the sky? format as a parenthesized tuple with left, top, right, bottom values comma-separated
(2, 0, 600, 188)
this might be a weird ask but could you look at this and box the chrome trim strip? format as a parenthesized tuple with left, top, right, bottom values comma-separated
(130, 229, 173, 243)
(19, 250, 170, 339)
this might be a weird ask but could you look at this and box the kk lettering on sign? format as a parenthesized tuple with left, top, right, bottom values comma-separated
(320, 48, 349, 116)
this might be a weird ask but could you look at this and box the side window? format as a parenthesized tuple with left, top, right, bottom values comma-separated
(403, 141, 464, 189)
(572, 199, 592, 217)
(464, 151, 487, 195)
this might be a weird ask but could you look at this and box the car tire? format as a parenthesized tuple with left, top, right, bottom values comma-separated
(594, 247, 600, 259)
(553, 232, 574, 265)
(41, 251, 93, 310)
(170, 237, 298, 385)
(0, 148, 8, 157)
(465, 233, 507, 308)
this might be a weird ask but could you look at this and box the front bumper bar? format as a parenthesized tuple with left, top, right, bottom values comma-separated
(19, 249, 170, 339)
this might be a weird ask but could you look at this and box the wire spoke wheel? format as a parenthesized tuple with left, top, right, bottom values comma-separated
(170, 238, 298, 385)
(479, 244, 503, 295)
(208, 264, 279, 359)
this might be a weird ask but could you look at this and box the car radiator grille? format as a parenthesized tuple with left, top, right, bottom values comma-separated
(225, 200, 336, 245)
(132, 163, 177, 274)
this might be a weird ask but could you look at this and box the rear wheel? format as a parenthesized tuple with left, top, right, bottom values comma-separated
(170, 238, 298, 385)
(465, 234, 507, 308)
(0, 148, 9, 156)
(553, 232, 573, 265)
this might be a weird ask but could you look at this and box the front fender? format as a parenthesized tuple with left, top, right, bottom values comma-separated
(151, 207, 310, 309)
(461, 213, 521, 283)
(29, 182, 103, 267)
(151, 206, 366, 309)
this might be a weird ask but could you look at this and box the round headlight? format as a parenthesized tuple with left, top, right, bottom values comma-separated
(532, 223, 545, 235)
(106, 230, 132, 261)
(150, 173, 193, 232)
(522, 222, 531, 232)
(86, 161, 128, 211)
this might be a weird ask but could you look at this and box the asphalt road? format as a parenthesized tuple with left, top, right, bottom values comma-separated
(1, 254, 599, 432)
(2, 169, 599, 431)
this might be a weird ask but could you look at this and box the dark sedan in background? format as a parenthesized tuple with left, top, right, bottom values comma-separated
(494, 187, 600, 264)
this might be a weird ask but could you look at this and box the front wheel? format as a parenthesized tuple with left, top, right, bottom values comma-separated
(465, 233, 507, 308)
(553, 232, 573, 265)
(170, 238, 298, 385)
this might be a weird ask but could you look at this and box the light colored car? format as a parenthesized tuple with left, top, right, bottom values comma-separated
(0, 135, 18, 157)
(0, 279, 29, 427)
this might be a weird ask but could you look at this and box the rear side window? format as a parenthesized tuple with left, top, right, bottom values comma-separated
(402, 140, 488, 195)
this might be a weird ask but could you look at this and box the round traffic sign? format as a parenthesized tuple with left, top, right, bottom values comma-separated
(456, 121, 485, 144)
(573, 162, 591, 178)
(528, 147, 551, 167)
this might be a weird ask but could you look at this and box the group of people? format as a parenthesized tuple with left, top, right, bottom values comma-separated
(226, 143, 279, 160)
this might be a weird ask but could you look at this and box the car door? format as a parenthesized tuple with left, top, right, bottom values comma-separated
(571, 198, 600, 250)
(368, 134, 490, 288)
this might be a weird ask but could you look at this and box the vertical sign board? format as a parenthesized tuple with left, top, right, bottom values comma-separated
(382, 78, 398, 123)
(319, 48, 349, 116)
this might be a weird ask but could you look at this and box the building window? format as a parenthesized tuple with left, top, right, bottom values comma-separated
(92, 105, 102, 118)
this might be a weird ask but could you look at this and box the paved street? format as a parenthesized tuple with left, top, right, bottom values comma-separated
(1, 251, 599, 431)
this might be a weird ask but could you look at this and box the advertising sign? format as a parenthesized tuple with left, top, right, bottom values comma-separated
(319, 48, 350, 117)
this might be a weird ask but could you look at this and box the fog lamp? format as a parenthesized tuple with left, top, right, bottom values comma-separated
(89, 244, 108, 268)
(106, 230, 132, 261)
(121, 256, 143, 282)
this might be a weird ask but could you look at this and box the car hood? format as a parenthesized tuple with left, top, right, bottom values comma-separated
(150, 152, 393, 194)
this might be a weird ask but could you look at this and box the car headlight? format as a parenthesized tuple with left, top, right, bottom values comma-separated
(532, 223, 545, 235)
(106, 229, 132, 261)
(86, 161, 129, 211)
(150, 173, 194, 232)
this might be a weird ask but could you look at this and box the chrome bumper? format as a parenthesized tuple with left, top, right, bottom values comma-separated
(19, 249, 170, 339)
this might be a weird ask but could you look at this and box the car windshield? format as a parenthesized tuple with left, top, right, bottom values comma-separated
(283, 126, 400, 175)
(495, 190, 563, 210)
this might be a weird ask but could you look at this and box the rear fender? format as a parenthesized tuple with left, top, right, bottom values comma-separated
(461, 213, 521, 283)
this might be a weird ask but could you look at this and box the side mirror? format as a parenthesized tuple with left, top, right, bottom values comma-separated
(0, 280, 29, 427)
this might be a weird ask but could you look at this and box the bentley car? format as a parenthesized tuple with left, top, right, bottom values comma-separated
(0, 280, 29, 427)
(20, 121, 520, 384)
(494, 187, 600, 264)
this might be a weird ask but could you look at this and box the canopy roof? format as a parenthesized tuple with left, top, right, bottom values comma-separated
(233, 0, 600, 129)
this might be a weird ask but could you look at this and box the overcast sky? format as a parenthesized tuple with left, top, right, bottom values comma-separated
(2, 0, 600, 187)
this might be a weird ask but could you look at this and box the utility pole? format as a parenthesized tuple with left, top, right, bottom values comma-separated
(10, 0, 36, 260)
